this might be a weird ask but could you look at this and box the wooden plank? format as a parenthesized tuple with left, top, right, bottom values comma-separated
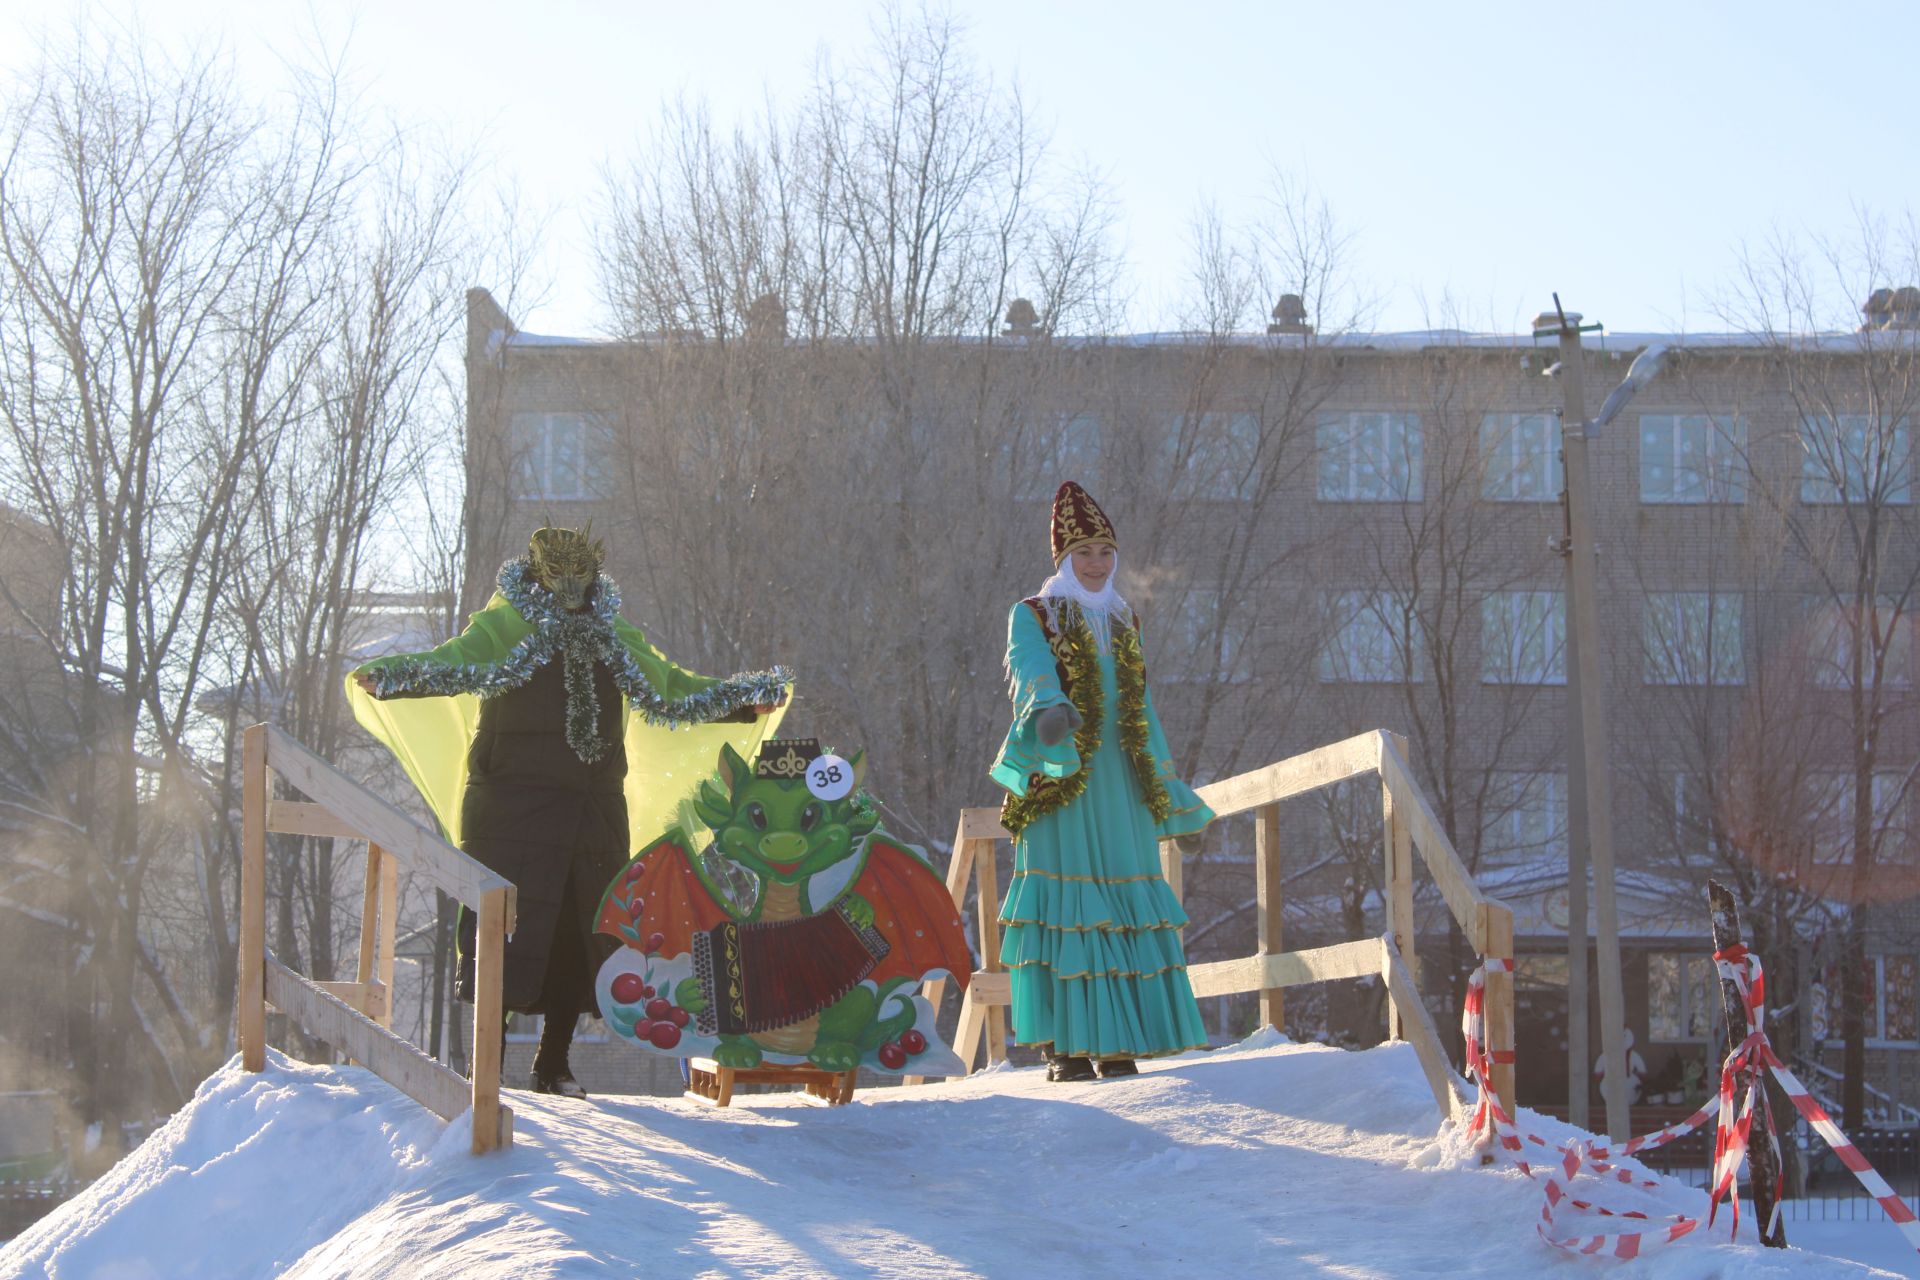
(1193, 731, 1383, 819)
(267, 799, 367, 841)
(1187, 938, 1385, 999)
(355, 843, 381, 991)
(1253, 801, 1284, 1032)
(375, 845, 398, 1029)
(1479, 900, 1517, 1128)
(315, 980, 390, 1022)
(469, 888, 508, 1155)
(1376, 733, 1488, 949)
(1382, 732, 1416, 1042)
(905, 821, 978, 1088)
(973, 839, 1007, 1066)
(960, 807, 1010, 841)
(1380, 937, 1468, 1124)
(240, 725, 268, 1073)
(949, 983, 985, 1077)
(1159, 837, 1184, 908)
(266, 960, 469, 1121)
(963, 969, 1011, 1006)
(262, 725, 514, 920)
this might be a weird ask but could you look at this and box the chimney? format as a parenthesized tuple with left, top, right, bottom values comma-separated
(1862, 286, 1920, 331)
(746, 292, 788, 341)
(1267, 293, 1312, 335)
(1004, 297, 1041, 339)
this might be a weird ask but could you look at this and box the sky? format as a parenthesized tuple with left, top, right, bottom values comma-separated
(4, 1, 1917, 340)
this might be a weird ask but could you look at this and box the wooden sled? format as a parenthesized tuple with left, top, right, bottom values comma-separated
(685, 1057, 858, 1107)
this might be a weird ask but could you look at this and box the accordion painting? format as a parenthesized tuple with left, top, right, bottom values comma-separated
(595, 739, 973, 1076)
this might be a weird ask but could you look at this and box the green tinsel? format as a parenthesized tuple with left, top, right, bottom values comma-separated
(1000, 601, 1167, 836)
(365, 557, 792, 763)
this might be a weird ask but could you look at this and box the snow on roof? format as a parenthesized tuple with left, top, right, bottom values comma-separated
(4, 1041, 1890, 1275)
(494, 324, 1920, 356)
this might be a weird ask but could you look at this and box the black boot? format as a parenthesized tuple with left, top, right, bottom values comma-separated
(1044, 1048, 1095, 1083)
(531, 1010, 588, 1099)
(1094, 1057, 1138, 1079)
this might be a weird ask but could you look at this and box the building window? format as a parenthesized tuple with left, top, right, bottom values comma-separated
(1643, 592, 1744, 685)
(1819, 957, 1919, 1046)
(1164, 413, 1260, 500)
(510, 412, 603, 501)
(1480, 413, 1558, 502)
(1159, 587, 1252, 682)
(1801, 415, 1913, 505)
(1640, 414, 1747, 503)
(1482, 590, 1566, 684)
(1317, 590, 1422, 683)
(1317, 412, 1422, 502)
(1483, 771, 1566, 866)
(1808, 771, 1911, 866)
(1008, 413, 1102, 499)
(1805, 596, 1914, 689)
(1648, 952, 1719, 1042)
(1672, 773, 1724, 858)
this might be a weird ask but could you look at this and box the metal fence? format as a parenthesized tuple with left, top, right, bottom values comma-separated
(1636, 1116, 1920, 1223)
(0, 1177, 80, 1241)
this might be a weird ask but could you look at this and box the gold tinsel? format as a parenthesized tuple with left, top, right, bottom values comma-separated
(1000, 606, 1169, 836)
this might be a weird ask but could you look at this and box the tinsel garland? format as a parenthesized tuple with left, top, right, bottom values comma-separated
(1114, 621, 1173, 825)
(363, 558, 792, 763)
(1000, 602, 1169, 836)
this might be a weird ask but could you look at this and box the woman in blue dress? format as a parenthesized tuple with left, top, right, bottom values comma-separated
(990, 482, 1214, 1081)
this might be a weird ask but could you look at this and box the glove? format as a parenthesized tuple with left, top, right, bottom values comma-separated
(1035, 703, 1082, 747)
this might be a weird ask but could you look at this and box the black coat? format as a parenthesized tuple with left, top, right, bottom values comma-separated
(455, 656, 625, 1014)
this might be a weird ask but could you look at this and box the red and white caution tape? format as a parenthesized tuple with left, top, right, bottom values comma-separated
(1461, 945, 1920, 1261)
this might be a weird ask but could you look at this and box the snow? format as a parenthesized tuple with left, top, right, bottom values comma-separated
(2, 1036, 1908, 1278)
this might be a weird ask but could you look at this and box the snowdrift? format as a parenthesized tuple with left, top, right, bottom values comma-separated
(0, 1034, 1902, 1278)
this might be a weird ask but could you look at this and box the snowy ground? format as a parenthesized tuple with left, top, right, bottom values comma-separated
(2, 1033, 1910, 1278)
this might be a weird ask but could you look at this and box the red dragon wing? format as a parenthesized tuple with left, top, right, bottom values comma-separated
(854, 838, 975, 990)
(597, 835, 730, 957)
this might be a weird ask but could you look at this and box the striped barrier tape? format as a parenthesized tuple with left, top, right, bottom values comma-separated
(1460, 946, 1920, 1261)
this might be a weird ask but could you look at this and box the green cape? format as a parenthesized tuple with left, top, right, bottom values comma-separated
(348, 577, 790, 849)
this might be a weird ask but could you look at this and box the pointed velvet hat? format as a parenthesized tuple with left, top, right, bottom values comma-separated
(1050, 481, 1118, 564)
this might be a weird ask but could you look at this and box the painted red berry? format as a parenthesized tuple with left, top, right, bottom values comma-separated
(641, 984, 656, 999)
(645, 931, 667, 954)
(610, 973, 646, 1004)
(648, 1022, 682, 1050)
(899, 1029, 927, 1055)
(646, 997, 672, 1020)
(669, 1006, 690, 1028)
(634, 1019, 656, 1039)
(877, 1042, 908, 1070)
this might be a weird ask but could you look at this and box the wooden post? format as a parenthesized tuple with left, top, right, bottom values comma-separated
(974, 838, 1008, 1066)
(904, 825, 976, 1087)
(1382, 733, 1416, 1041)
(1708, 879, 1786, 1248)
(1253, 801, 1284, 1033)
(1479, 901, 1517, 1126)
(375, 845, 398, 1028)
(470, 887, 507, 1155)
(355, 842, 381, 1014)
(239, 725, 268, 1072)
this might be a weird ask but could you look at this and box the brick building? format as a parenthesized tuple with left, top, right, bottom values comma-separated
(456, 286, 1919, 1112)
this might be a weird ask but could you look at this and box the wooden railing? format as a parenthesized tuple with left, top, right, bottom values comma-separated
(237, 723, 518, 1154)
(915, 729, 1516, 1126)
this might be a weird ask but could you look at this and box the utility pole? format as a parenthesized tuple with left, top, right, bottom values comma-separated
(1562, 570, 1591, 1133)
(1536, 298, 1632, 1143)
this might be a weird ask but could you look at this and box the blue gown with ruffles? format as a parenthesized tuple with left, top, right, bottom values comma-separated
(991, 601, 1213, 1059)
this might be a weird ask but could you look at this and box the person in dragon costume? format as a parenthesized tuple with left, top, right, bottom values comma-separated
(990, 481, 1214, 1081)
(347, 526, 792, 1096)
(595, 738, 972, 1078)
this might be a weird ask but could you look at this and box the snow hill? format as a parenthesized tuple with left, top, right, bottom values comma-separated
(0, 1033, 1906, 1278)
